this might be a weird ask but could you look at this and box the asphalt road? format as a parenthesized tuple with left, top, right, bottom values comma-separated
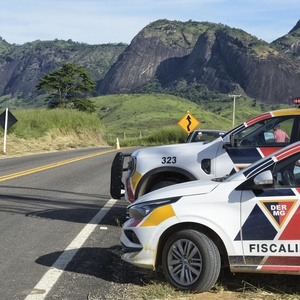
(0, 147, 144, 300)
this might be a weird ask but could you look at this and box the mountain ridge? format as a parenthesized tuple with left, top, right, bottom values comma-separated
(98, 20, 300, 105)
(1, 19, 300, 108)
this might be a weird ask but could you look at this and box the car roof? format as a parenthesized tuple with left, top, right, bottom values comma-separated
(246, 108, 300, 126)
(223, 107, 300, 138)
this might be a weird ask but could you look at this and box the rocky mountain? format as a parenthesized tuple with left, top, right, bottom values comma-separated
(98, 19, 300, 105)
(272, 20, 300, 60)
(0, 38, 126, 107)
(0, 19, 300, 108)
(98, 20, 215, 94)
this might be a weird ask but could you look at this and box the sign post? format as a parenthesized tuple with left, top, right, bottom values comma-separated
(178, 111, 200, 134)
(0, 108, 18, 154)
(3, 108, 8, 154)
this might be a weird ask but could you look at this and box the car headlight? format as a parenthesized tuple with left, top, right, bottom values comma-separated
(128, 197, 181, 220)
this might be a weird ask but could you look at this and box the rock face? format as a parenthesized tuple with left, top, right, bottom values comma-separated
(272, 19, 300, 58)
(98, 20, 300, 105)
(0, 51, 48, 98)
(176, 29, 300, 104)
(98, 34, 192, 95)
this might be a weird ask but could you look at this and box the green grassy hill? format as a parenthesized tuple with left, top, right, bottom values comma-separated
(1, 93, 290, 155)
(95, 94, 229, 138)
(93, 93, 286, 141)
(3, 108, 107, 155)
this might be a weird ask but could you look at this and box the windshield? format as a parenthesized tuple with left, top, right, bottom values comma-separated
(187, 130, 226, 143)
(223, 113, 296, 146)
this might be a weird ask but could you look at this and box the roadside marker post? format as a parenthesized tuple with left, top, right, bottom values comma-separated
(115, 138, 120, 149)
(0, 108, 18, 154)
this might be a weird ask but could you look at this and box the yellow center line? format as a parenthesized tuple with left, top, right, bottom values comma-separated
(0, 149, 118, 182)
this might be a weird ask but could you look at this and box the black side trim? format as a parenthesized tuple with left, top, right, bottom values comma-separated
(121, 242, 143, 254)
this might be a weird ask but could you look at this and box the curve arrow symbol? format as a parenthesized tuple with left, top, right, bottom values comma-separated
(186, 115, 192, 132)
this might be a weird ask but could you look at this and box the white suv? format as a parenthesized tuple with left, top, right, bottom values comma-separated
(111, 105, 300, 203)
(121, 141, 300, 292)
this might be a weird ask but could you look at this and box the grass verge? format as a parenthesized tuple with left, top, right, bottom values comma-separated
(1, 108, 108, 156)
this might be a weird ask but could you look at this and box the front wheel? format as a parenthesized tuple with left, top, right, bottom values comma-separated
(162, 229, 221, 292)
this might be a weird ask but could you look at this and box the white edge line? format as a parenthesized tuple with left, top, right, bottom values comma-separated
(25, 199, 117, 300)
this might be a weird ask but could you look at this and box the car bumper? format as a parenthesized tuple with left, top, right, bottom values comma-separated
(120, 224, 157, 269)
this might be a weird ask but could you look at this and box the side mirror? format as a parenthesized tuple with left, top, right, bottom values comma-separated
(236, 170, 274, 191)
(254, 170, 274, 187)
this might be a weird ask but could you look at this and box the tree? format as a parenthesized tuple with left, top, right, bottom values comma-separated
(36, 62, 96, 112)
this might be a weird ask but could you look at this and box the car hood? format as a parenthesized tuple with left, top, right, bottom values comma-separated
(131, 137, 222, 157)
(133, 180, 220, 205)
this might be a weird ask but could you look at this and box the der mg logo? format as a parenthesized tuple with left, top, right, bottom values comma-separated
(271, 204, 287, 216)
(261, 200, 297, 228)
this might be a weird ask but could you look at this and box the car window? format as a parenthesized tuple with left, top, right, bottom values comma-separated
(273, 153, 300, 187)
(187, 130, 226, 143)
(195, 132, 221, 142)
(234, 116, 294, 147)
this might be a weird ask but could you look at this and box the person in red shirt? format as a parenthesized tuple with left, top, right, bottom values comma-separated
(273, 124, 290, 142)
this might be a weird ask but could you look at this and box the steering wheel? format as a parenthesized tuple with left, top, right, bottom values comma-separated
(282, 170, 297, 186)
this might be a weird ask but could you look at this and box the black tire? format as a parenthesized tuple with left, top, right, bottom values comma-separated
(162, 229, 221, 292)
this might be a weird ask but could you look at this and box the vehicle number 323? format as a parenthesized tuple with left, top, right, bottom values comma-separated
(161, 156, 177, 164)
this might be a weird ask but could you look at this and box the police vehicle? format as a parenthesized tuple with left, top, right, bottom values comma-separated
(111, 100, 300, 203)
(120, 141, 300, 292)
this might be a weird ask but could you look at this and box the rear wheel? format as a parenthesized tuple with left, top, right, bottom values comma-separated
(162, 229, 221, 292)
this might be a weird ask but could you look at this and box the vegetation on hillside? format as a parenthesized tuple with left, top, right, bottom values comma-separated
(0, 37, 11, 54)
(144, 19, 223, 48)
(1, 39, 127, 80)
(95, 94, 231, 140)
(36, 63, 96, 112)
(0, 93, 290, 155)
(1, 108, 107, 155)
(144, 19, 278, 59)
(8, 108, 104, 138)
(131, 78, 231, 106)
(93, 93, 288, 146)
(0, 38, 127, 109)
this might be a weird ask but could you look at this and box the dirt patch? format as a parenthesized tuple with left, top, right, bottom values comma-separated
(126, 269, 300, 300)
(91, 245, 300, 300)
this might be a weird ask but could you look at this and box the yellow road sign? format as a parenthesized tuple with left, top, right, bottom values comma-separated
(178, 112, 200, 134)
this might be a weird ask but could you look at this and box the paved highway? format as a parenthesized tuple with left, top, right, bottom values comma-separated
(0, 147, 142, 300)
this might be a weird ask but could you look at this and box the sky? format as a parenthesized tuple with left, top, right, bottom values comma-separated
(0, 0, 299, 45)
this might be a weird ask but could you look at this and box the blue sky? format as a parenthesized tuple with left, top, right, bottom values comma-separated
(0, 0, 299, 45)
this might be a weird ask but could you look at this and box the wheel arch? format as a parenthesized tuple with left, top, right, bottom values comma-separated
(155, 222, 229, 269)
(135, 166, 198, 199)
